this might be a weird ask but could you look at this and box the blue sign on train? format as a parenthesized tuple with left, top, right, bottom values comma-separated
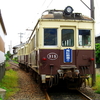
(64, 48, 72, 62)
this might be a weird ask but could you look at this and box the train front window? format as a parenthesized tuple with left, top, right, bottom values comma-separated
(44, 28, 57, 46)
(61, 29, 74, 47)
(78, 30, 91, 46)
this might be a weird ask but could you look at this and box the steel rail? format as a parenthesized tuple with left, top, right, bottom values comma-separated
(77, 89, 93, 100)
(43, 89, 51, 100)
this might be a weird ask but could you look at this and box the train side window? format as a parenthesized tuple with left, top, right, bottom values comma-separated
(61, 29, 74, 47)
(78, 30, 91, 46)
(44, 28, 57, 46)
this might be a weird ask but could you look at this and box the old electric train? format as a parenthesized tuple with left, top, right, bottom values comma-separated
(18, 6, 95, 89)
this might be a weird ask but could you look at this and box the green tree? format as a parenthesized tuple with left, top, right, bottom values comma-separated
(5, 51, 12, 61)
(95, 43, 100, 63)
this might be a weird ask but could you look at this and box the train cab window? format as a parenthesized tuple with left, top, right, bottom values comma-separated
(61, 29, 74, 46)
(78, 30, 91, 46)
(44, 28, 57, 46)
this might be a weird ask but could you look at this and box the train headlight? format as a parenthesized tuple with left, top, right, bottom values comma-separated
(63, 6, 73, 15)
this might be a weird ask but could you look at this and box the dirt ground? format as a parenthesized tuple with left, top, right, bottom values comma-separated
(8, 66, 46, 100)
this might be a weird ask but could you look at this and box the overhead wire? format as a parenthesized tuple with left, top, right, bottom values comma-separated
(80, 0, 91, 10)
(25, 0, 47, 41)
(36, 0, 54, 19)
(36, 0, 47, 15)
(41, 0, 47, 8)
(46, 0, 53, 9)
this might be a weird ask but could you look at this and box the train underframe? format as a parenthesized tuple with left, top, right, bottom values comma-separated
(19, 63, 91, 90)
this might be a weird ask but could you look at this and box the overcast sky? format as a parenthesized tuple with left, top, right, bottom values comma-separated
(0, 0, 100, 53)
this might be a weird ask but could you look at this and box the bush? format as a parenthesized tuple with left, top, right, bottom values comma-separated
(5, 51, 12, 61)
(95, 43, 100, 63)
(12, 57, 18, 62)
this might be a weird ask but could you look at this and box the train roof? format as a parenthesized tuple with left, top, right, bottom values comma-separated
(13, 43, 25, 49)
(41, 9, 94, 21)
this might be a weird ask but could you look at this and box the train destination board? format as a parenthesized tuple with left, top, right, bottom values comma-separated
(64, 48, 72, 63)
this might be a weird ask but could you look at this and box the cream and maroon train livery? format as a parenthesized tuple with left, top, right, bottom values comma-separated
(0, 10, 7, 81)
(18, 6, 95, 89)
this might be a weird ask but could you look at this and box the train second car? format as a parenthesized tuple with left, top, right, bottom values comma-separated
(18, 6, 95, 89)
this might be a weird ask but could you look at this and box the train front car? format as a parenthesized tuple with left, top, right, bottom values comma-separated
(36, 6, 95, 89)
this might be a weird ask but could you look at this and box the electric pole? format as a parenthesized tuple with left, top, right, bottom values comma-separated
(18, 33, 23, 44)
(80, 0, 95, 19)
(90, 0, 95, 19)
(90, 0, 95, 86)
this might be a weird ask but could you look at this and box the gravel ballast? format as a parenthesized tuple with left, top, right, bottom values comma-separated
(9, 69, 46, 100)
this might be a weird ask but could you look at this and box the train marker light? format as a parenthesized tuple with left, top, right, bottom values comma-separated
(90, 58, 94, 61)
(42, 57, 47, 61)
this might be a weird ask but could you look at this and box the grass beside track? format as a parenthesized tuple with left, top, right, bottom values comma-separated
(92, 74, 100, 94)
(0, 61, 19, 100)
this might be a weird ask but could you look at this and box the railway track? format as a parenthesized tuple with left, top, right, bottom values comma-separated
(43, 87, 93, 100)
(9, 61, 19, 67)
(8, 61, 93, 100)
(43, 89, 51, 100)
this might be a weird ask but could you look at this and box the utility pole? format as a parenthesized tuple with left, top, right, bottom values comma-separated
(80, 0, 95, 19)
(8, 41, 12, 54)
(90, 0, 95, 19)
(90, 0, 95, 87)
(18, 33, 23, 44)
